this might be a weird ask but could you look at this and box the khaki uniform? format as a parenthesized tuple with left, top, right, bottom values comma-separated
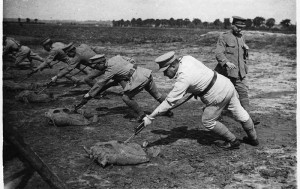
(3, 38, 44, 67)
(88, 55, 164, 117)
(56, 44, 102, 85)
(214, 30, 254, 117)
(150, 55, 256, 144)
(215, 31, 248, 78)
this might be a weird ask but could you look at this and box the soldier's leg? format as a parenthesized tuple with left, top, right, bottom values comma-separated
(202, 105, 236, 143)
(123, 88, 145, 122)
(83, 70, 105, 87)
(144, 75, 173, 117)
(234, 77, 250, 111)
(144, 75, 165, 102)
(234, 77, 260, 125)
(227, 90, 258, 146)
(28, 49, 44, 62)
(15, 46, 30, 67)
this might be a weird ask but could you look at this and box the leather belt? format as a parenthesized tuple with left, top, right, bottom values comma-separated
(199, 71, 217, 96)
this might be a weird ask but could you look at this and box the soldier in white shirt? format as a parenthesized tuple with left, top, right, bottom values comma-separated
(143, 51, 259, 150)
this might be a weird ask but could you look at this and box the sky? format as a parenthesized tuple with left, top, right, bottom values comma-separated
(2, 0, 297, 24)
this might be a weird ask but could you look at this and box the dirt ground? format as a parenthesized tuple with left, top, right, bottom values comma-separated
(2, 30, 296, 189)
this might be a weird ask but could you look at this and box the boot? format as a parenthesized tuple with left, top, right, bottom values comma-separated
(242, 136, 259, 146)
(211, 122, 238, 150)
(241, 118, 259, 146)
(216, 139, 240, 150)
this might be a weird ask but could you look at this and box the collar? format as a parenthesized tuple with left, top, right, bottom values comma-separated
(173, 56, 183, 79)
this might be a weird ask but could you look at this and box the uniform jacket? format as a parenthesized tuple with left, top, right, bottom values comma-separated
(100, 55, 151, 92)
(57, 44, 96, 78)
(45, 42, 70, 65)
(152, 55, 235, 114)
(3, 38, 20, 56)
(215, 31, 248, 79)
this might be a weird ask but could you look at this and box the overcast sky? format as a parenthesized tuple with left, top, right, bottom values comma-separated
(3, 0, 297, 24)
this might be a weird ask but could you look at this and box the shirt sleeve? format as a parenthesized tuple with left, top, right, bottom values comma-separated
(215, 34, 229, 66)
(150, 74, 189, 117)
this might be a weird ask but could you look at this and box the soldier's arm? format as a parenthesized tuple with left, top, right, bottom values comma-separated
(215, 34, 230, 67)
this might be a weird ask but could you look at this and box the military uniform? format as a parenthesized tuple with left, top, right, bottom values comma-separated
(214, 16, 259, 125)
(143, 52, 258, 149)
(56, 44, 104, 86)
(3, 37, 44, 67)
(87, 54, 166, 121)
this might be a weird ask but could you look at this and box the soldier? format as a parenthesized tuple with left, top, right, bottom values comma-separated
(3, 36, 44, 69)
(214, 16, 260, 125)
(142, 51, 259, 150)
(49, 42, 110, 88)
(31, 38, 81, 86)
(74, 54, 173, 122)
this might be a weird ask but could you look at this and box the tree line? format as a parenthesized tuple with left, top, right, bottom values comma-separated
(112, 17, 296, 31)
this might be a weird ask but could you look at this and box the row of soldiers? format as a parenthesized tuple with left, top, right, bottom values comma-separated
(3, 16, 259, 150)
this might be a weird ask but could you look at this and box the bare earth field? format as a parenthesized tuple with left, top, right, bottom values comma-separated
(3, 25, 297, 189)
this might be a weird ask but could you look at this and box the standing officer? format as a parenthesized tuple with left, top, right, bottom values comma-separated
(143, 51, 259, 150)
(3, 36, 44, 69)
(214, 16, 259, 125)
(74, 54, 173, 122)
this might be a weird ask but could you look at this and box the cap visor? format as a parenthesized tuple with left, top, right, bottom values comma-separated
(235, 24, 246, 28)
(159, 65, 170, 72)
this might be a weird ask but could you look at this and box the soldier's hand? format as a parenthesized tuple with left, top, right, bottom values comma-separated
(51, 76, 58, 82)
(143, 115, 154, 127)
(225, 62, 237, 69)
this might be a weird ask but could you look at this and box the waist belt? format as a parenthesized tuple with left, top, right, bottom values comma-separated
(199, 71, 217, 96)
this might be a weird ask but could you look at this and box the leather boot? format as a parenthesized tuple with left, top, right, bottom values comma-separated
(241, 118, 259, 146)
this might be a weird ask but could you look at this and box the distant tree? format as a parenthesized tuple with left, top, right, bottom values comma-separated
(224, 18, 230, 29)
(176, 19, 184, 27)
(155, 19, 161, 27)
(169, 18, 175, 27)
(119, 19, 124, 27)
(136, 18, 142, 27)
(18, 18, 21, 22)
(213, 19, 222, 28)
(253, 16, 265, 27)
(124, 20, 131, 27)
(245, 19, 252, 28)
(203, 22, 208, 28)
(112, 20, 117, 27)
(280, 19, 291, 28)
(26, 18, 30, 23)
(183, 18, 191, 27)
(130, 18, 136, 27)
(34, 18, 38, 23)
(266, 18, 275, 29)
(192, 18, 202, 27)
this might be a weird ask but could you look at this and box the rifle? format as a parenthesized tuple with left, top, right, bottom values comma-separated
(123, 94, 194, 144)
(73, 96, 92, 113)
(18, 70, 38, 83)
(35, 81, 54, 94)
